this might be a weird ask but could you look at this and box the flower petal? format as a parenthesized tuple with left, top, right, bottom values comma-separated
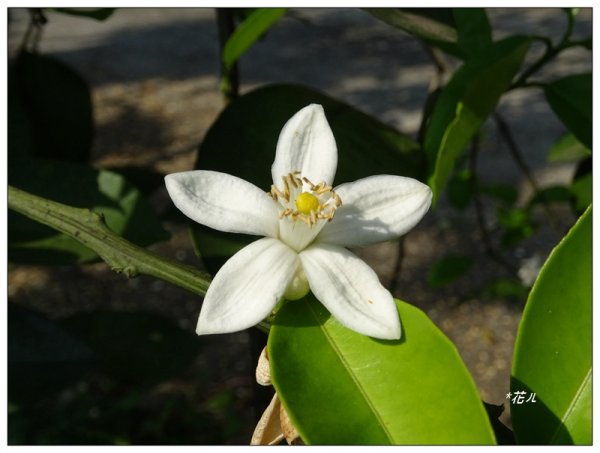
(299, 243, 401, 339)
(316, 175, 432, 247)
(165, 170, 279, 237)
(197, 238, 298, 335)
(271, 104, 337, 186)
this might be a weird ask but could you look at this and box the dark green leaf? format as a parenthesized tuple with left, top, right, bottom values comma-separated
(511, 206, 591, 444)
(480, 183, 518, 205)
(8, 304, 95, 404)
(269, 296, 496, 444)
(365, 8, 463, 57)
(446, 169, 475, 210)
(425, 37, 530, 204)
(60, 311, 202, 385)
(192, 84, 425, 273)
(570, 172, 592, 214)
(497, 206, 535, 247)
(453, 8, 492, 58)
(528, 186, 572, 208)
(484, 402, 516, 445)
(51, 7, 116, 21)
(547, 132, 591, 163)
(478, 278, 528, 301)
(427, 254, 474, 287)
(222, 8, 287, 70)
(544, 73, 592, 149)
(8, 158, 169, 265)
(14, 50, 93, 162)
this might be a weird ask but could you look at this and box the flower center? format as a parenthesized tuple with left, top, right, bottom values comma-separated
(268, 171, 342, 228)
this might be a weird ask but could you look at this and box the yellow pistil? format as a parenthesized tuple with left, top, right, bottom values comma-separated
(295, 192, 320, 215)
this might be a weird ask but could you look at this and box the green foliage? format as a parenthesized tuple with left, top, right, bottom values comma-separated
(8, 159, 169, 265)
(547, 132, 591, 163)
(191, 84, 424, 272)
(51, 8, 116, 21)
(427, 254, 474, 287)
(544, 73, 592, 149)
(511, 206, 591, 444)
(424, 37, 530, 204)
(269, 295, 496, 444)
(453, 8, 492, 57)
(12, 51, 93, 162)
(222, 8, 287, 70)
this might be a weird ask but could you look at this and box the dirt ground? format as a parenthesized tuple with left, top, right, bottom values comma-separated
(7, 7, 592, 444)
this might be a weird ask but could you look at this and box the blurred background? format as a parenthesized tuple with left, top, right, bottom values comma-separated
(7, 8, 592, 445)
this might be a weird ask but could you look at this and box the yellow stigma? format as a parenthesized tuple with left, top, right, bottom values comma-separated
(295, 192, 319, 215)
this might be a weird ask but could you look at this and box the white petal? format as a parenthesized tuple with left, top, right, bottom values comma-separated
(165, 170, 279, 237)
(197, 238, 298, 335)
(316, 175, 432, 247)
(299, 243, 401, 340)
(271, 104, 337, 186)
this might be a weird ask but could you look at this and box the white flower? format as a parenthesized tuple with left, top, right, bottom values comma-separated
(165, 104, 432, 339)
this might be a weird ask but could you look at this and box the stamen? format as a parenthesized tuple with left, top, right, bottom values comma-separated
(272, 172, 342, 229)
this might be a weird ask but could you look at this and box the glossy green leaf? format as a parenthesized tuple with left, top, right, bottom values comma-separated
(365, 8, 462, 57)
(544, 73, 592, 149)
(453, 8, 492, 58)
(425, 36, 530, 204)
(192, 84, 425, 273)
(51, 7, 116, 21)
(427, 254, 473, 287)
(222, 8, 287, 70)
(15, 50, 93, 162)
(269, 295, 495, 445)
(511, 206, 591, 445)
(547, 132, 591, 163)
(497, 206, 535, 248)
(8, 158, 169, 265)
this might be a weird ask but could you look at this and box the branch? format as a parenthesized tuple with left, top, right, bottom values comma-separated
(8, 185, 212, 297)
(216, 8, 240, 104)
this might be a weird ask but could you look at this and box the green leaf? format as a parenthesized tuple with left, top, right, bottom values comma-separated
(8, 158, 169, 265)
(425, 36, 530, 204)
(59, 311, 202, 385)
(570, 170, 592, 215)
(8, 304, 95, 404)
(511, 206, 591, 445)
(453, 8, 492, 58)
(528, 186, 572, 208)
(446, 169, 475, 210)
(192, 84, 425, 273)
(269, 295, 495, 445)
(547, 132, 591, 163)
(427, 254, 473, 287)
(497, 206, 535, 247)
(14, 50, 94, 162)
(480, 183, 518, 205)
(222, 8, 287, 71)
(365, 8, 463, 57)
(478, 278, 528, 301)
(51, 7, 116, 21)
(544, 73, 592, 149)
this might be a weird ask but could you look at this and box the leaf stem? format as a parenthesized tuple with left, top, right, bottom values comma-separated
(8, 185, 212, 297)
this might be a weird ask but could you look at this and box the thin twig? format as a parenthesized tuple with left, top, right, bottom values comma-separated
(469, 135, 519, 278)
(216, 8, 239, 104)
(493, 112, 559, 232)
